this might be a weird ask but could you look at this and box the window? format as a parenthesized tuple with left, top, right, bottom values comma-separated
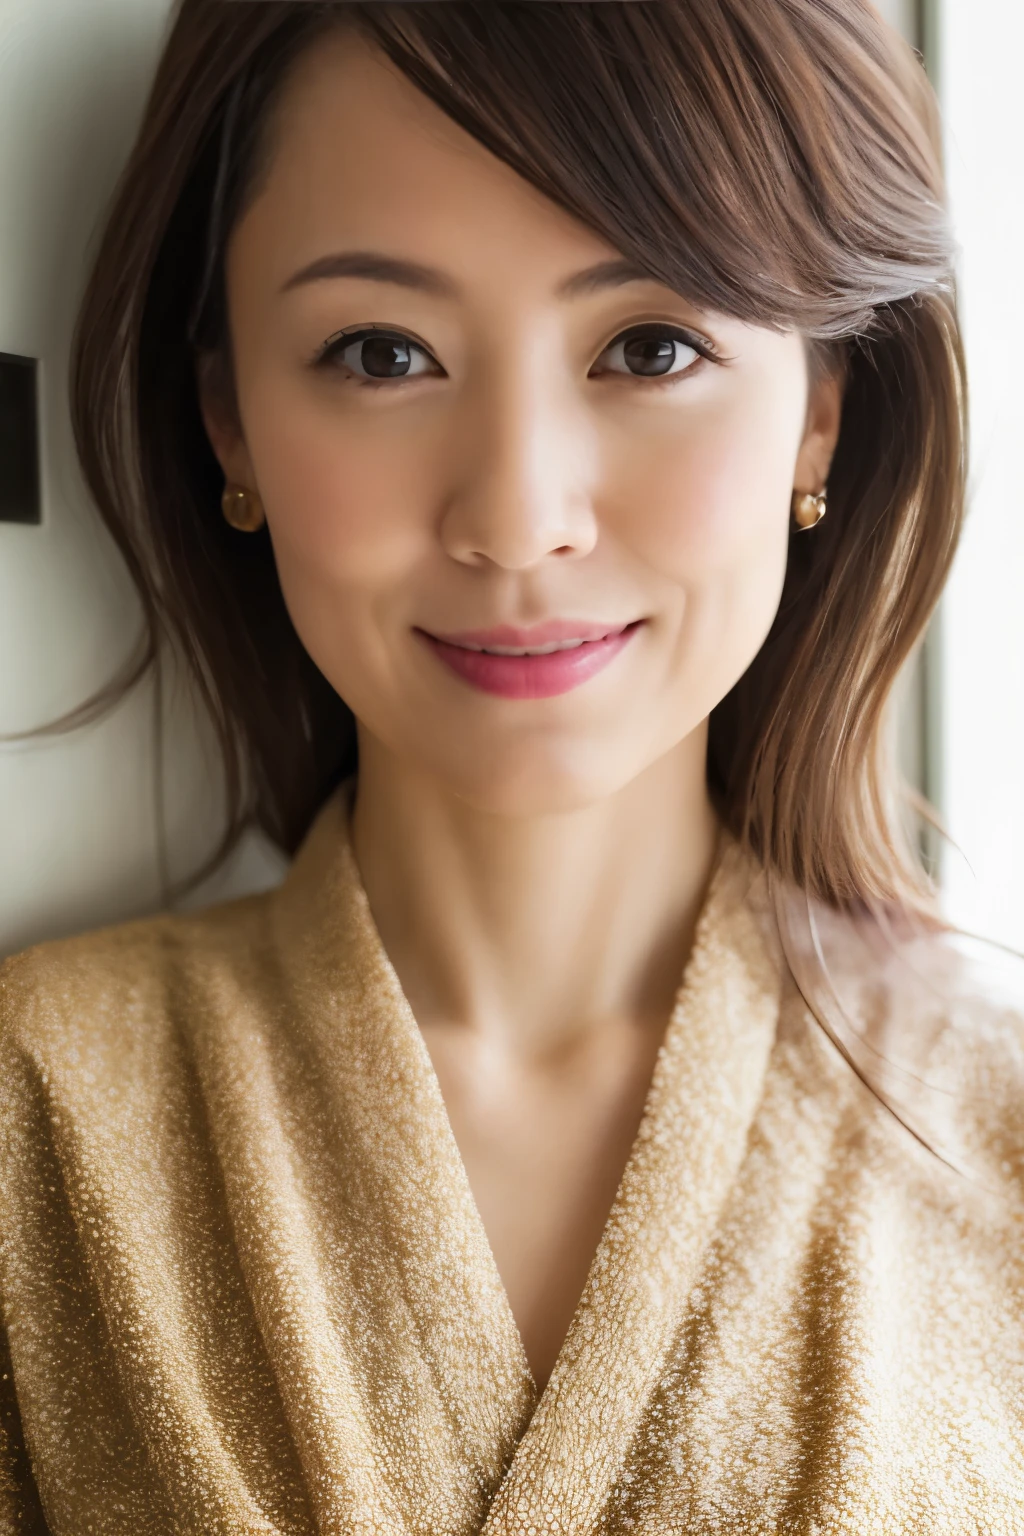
(937, 0, 1024, 950)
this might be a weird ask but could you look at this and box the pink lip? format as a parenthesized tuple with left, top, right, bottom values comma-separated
(417, 619, 644, 699)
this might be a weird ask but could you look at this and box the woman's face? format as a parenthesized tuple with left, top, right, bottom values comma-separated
(204, 29, 842, 816)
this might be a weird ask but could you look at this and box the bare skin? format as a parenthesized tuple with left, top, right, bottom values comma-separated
(202, 29, 842, 1392)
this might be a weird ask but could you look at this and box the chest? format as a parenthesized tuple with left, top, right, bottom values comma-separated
(417, 1013, 668, 1392)
(5, 1072, 1023, 1535)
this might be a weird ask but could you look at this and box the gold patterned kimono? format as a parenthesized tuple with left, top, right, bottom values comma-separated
(1, 789, 1022, 1534)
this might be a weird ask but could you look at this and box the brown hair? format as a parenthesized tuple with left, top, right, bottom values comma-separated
(67, 0, 964, 914)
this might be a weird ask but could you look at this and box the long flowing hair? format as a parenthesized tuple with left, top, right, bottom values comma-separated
(66, 0, 964, 924)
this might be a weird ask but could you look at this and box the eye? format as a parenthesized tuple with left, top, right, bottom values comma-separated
(592, 324, 706, 381)
(317, 327, 442, 384)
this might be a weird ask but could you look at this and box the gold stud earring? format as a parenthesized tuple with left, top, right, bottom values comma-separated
(792, 488, 827, 531)
(221, 484, 266, 533)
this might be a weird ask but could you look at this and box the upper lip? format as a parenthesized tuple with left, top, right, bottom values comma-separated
(422, 620, 639, 655)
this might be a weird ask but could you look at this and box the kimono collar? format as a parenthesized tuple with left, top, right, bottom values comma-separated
(265, 787, 784, 1533)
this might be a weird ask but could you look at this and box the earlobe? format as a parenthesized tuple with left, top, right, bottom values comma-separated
(795, 361, 845, 496)
(196, 349, 256, 489)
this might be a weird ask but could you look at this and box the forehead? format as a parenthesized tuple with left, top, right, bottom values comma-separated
(235, 26, 621, 289)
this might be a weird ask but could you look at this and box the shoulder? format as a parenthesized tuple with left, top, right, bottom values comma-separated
(0, 788, 359, 1085)
(0, 891, 277, 1069)
(790, 896, 1024, 1202)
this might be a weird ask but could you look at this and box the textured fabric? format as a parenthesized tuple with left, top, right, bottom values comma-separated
(0, 788, 1022, 1533)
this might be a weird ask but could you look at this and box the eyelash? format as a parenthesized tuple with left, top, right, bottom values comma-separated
(312, 322, 722, 390)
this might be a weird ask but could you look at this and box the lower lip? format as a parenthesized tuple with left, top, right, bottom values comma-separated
(418, 623, 643, 699)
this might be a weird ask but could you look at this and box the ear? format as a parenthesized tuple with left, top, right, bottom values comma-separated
(793, 352, 845, 496)
(196, 350, 257, 490)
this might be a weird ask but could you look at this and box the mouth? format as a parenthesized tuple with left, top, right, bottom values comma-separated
(415, 619, 645, 699)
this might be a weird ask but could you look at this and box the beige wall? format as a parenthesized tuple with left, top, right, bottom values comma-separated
(876, 0, 918, 37)
(0, 0, 282, 958)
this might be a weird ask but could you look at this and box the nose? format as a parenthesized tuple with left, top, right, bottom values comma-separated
(439, 372, 599, 570)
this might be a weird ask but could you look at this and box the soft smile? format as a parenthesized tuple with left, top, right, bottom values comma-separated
(416, 620, 645, 699)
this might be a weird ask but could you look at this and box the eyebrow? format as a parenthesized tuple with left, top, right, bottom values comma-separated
(279, 250, 657, 300)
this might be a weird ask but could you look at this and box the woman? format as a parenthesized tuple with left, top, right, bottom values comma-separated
(1, 0, 1021, 1530)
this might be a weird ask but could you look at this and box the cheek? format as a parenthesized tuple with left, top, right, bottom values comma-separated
(606, 382, 803, 581)
(602, 375, 805, 711)
(240, 383, 442, 598)
(232, 380, 454, 717)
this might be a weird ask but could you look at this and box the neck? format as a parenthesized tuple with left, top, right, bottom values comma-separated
(351, 731, 720, 1058)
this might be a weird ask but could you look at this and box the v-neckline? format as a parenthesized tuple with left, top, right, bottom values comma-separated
(329, 818, 726, 1397)
(272, 792, 783, 1530)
